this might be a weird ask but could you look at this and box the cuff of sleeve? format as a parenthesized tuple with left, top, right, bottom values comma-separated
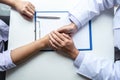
(69, 13, 82, 30)
(3, 50, 16, 71)
(74, 52, 85, 68)
(114, 7, 120, 29)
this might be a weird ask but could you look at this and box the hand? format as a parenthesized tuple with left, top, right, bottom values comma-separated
(57, 23, 78, 36)
(14, 0, 35, 20)
(49, 31, 79, 59)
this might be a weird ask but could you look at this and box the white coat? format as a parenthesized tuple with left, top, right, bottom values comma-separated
(69, 0, 120, 80)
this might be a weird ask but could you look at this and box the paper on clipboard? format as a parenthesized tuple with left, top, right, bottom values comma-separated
(36, 11, 92, 50)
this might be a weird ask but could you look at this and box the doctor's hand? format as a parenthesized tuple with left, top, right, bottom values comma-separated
(57, 23, 78, 36)
(14, 0, 35, 20)
(49, 31, 79, 60)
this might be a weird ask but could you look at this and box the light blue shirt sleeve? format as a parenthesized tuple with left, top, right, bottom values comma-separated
(74, 53, 120, 80)
(0, 50, 16, 71)
(114, 6, 120, 29)
(0, 19, 9, 42)
(68, 0, 120, 30)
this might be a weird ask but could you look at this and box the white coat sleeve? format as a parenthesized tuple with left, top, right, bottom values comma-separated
(74, 52, 120, 80)
(69, 0, 120, 29)
(0, 50, 16, 71)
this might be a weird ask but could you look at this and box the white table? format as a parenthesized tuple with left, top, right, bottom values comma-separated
(6, 0, 114, 80)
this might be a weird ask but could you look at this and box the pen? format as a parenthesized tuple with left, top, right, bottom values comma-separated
(36, 16, 60, 19)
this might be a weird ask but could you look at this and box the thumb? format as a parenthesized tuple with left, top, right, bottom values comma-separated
(57, 27, 70, 34)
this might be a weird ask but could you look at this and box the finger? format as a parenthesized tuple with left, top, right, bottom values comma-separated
(26, 6, 34, 15)
(28, 3, 35, 13)
(62, 33, 71, 40)
(53, 31, 66, 41)
(28, 3, 35, 11)
(57, 26, 72, 34)
(51, 31, 64, 44)
(28, 2, 35, 10)
(57, 27, 67, 33)
(23, 10, 33, 19)
(21, 14, 32, 21)
(49, 33, 61, 47)
(69, 33, 73, 37)
(49, 39, 58, 50)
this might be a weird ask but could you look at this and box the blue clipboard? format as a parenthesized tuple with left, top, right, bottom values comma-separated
(35, 11, 92, 51)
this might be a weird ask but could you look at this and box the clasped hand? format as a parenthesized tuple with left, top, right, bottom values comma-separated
(49, 23, 79, 60)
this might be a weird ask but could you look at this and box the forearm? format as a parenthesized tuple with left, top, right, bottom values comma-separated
(69, 0, 116, 29)
(11, 36, 49, 65)
(74, 53, 117, 80)
(0, 50, 16, 71)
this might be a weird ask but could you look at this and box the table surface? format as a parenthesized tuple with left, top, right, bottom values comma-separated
(6, 0, 114, 80)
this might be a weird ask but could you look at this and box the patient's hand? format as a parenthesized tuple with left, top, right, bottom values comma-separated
(49, 31, 79, 59)
(14, 0, 35, 20)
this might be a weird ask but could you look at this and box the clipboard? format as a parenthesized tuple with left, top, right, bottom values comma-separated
(35, 11, 92, 51)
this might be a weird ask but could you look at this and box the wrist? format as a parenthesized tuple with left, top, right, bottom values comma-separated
(13, 0, 19, 9)
(70, 23, 78, 33)
(11, 0, 20, 10)
(71, 22, 76, 27)
(71, 48, 79, 60)
(37, 35, 49, 50)
(9, 0, 16, 8)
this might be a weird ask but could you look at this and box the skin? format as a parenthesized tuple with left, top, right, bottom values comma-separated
(0, 0, 35, 20)
(57, 23, 78, 36)
(0, 0, 41, 65)
(11, 35, 49, 65)
(0, 0, 77, 65)
(49, 23, 79, 60)
(49, 31, 79, 60)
